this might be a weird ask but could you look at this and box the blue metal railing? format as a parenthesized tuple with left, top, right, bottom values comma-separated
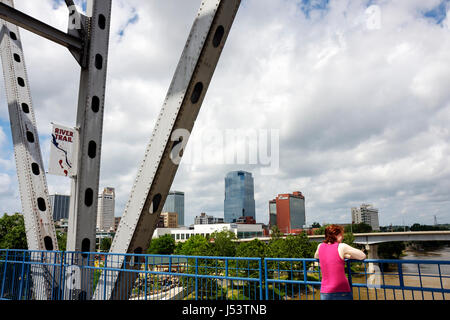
(264, 257, 450, 300)
(0, 250, 263, 301)
(1, 249, 449, 300)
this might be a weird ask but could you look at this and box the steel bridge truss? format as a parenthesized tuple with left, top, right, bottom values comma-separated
(0, 0, 241, 300)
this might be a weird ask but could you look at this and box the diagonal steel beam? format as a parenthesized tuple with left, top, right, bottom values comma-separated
(0, 2, 83, 51)
(0, 0, 59, 300)
(93, 0, 242, 300)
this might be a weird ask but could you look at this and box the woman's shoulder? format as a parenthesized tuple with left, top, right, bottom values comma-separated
(338, 243, 353, 250)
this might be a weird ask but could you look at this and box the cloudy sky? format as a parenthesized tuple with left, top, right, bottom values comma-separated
(0, 0, 449, 228)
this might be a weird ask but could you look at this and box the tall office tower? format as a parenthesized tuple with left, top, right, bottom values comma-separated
(351, 204, 380, 231)
(224, 171, 256, 223)
(269, 199, 277, 228)
(97, 187, 115, 232)
(275, 191, 306, 234)
(49, 194, 70, 221)
(162, 191, 185, 226)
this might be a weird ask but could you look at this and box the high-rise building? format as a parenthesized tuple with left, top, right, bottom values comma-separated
(49, 194, 70, 221)
(158, 212, 179, 228)
(162, 191, 185, 226)
(97, 187, 115, 232)
(274, 191, 306, 234)
(224, 171, 256, 223)
(194, 212, 224, 225)
(269, 199, 277, 228)
(351, 204, 380, 231)
(114, 217, 121, 232)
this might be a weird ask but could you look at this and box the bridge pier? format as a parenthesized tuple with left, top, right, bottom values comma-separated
(365, 244, 379, 287)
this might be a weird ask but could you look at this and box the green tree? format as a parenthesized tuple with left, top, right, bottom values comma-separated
(267, 233, 314, 258)
(0, 213, 27, 249)
(346, 223, 372, 233)
(343, 232, 355, 246)
(147, 234, 176, 255)
(311, 222, 321, 228)
(235, 239, 267, 280)
(270, 225, 283, 239)
(57, 231, 67, 251)
(313, 224, 328, 235)
(174, 235, 211, 256)
(236, 239, 267, 258)
(209, 230, 237, 257)
(100, 237, 112, 252)
(377, 242, 405, 259)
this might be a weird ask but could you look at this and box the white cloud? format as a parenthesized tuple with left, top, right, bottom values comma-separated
(0, 0, 448, 227)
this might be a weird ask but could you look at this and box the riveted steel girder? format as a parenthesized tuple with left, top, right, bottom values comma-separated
(65, 0, 112, 300)
(93, 0, 241, 300)
(0, 0, 59, 300)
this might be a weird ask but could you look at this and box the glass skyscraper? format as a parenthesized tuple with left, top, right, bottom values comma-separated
(49, 194, 70, 221)
(162, 191, 185, 226)
(224, 171, 256, 223)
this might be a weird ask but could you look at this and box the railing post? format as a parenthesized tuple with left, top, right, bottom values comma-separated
(58, 251, 64, 301)
(264, 258, 268, 300)
(103, 253, 108, 300)
(18, 251, 26, 300)
(259, 258, 263, 300)
(51, 251, 58, 300)
(195, 257, 198, 301)
(346, 260, 353, 296)
(1, 250, 9, 298)
(397, 262, 405, 300)
(144, 255, 148, 301)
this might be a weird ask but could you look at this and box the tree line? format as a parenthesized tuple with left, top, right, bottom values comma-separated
(2, 214, 449, 259)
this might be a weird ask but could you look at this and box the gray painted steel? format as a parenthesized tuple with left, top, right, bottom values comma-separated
(0, 0, 58, 254)
(0, 0, 59, 300)
(66, 0, 112, 300)
(0, 2, 83, 50)
(93, 0, 242, 300)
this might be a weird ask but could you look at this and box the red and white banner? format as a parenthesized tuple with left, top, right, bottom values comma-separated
(48, 123, 77, 177)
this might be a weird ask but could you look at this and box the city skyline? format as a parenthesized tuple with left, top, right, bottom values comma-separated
(0, 1, 448, 229)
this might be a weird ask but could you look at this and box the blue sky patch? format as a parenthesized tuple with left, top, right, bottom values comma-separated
(299, 0, 330, 18)
(118, 10, 139, 37)
(423, 0, 449, 24)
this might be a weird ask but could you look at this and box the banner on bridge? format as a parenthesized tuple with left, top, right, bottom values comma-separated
(48, 123, 77, 177)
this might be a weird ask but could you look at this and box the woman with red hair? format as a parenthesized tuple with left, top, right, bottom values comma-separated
(314, 224, 366, 300)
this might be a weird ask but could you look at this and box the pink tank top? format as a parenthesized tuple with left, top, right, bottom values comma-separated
(318, 243, 351, 293)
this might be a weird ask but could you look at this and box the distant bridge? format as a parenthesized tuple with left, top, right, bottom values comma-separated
(308, 231, 450, 245)
(238, 231, 450, 259)
(237, 231, 450, 245)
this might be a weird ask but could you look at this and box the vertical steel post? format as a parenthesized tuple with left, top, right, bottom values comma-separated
(66, 0, 112, 300)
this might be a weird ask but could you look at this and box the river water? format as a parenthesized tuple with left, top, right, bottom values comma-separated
(350, 245, 450, 300)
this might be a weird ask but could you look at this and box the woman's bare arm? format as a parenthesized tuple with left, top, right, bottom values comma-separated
(339, 243, 366, 260)
(314, 243, 321, 259)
